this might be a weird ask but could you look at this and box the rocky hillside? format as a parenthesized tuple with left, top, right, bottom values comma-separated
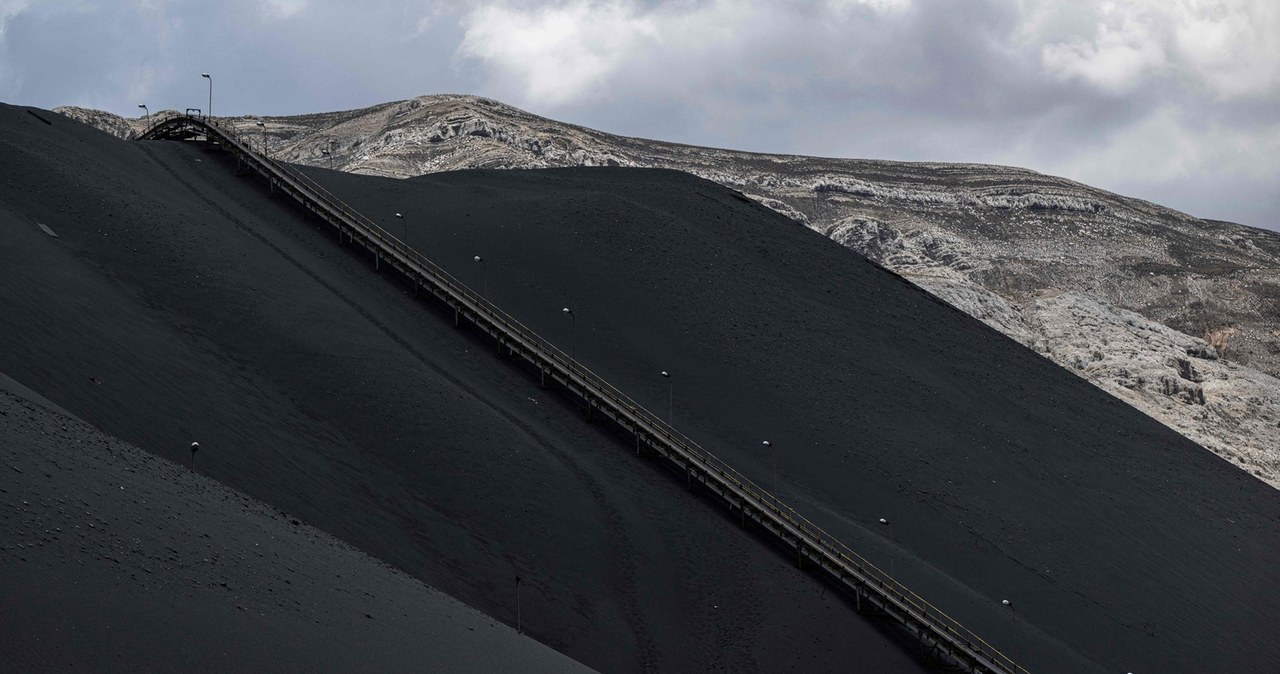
(53, 105, 139, 140)
(60, 96, 1280, 487)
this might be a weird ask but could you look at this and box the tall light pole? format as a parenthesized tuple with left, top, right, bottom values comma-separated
(879, 517, 895, 577)
(325, 139, 336, 169)
(1002, 598, 1018, 668)
(394, 212, 405, 243)
(562, 307, 576, 361)
(190, 441, 199, 471)
(137, 103, 149, 119)
(474, 256, 487, 297)
(256, 120, 266, 156)
(660, 371, 672, 424)
(201, 73, 212, 120)
(763, 440, 776, 494)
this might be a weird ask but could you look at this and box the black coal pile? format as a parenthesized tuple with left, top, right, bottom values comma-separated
(2, 103, 1277, 672)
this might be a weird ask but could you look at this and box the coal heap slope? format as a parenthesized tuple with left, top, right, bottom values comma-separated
(303, 165, 1280, 673)
(0, 104, 924, 673)
(6, 103, 1280, 673)
(0, 375, 594, 674)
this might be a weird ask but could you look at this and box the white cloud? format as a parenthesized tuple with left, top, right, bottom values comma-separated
(0, 0, 28, 15)
(454, 0, 923, 114)
(459, 1, 658, 107)
(1037, 105, 1280, 223)
(827, 0, 911, 13)
(125, 63, 162, 108)
(261, 0, 307, 21)
(1041, 4, 1167, 93)
(414, 13, 432, 35)
(0, 0, 32, 92)
(1170, 0, 1280, 98)
(1035, 0, 1280, 98)
(0, 0, 30, 36)
(1055, 107, 1202, 184)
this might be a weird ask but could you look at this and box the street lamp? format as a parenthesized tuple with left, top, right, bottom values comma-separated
(562, 307, 576, 361)
(763, 440, 776, 494)
(190, 441, 199, 471)
(255, 120, 266, 156)
(200, 72, 212, 120)
(660, 371, 672, 424)
(879, 517, 895, 576)
(394, 212, 405, 242)
(474, 256, 487, 297)
(323, 139, 336, 170)
(137, 103, 149, 118)
(1002, 598, 1018, 665)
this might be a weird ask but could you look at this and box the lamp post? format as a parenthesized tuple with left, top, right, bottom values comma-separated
(562, 307, 576, 361)
(394, 212, 405, 243)
(660, 371, 672, 424)
(324, 139, 336, 170)
(474, 256, 487, 297)
(1002, 599, 1018, 668)
(515, 575, 523, 634)
(190, 441, 199, 471)
(137, 103, 149, 119)
(762, 440, 776, 494)
(200, 73, 212, 120)
(256, 120, 266, 156)
(879, 517, 895, 576)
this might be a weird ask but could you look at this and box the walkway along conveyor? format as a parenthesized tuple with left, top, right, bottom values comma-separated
(139, 112, 1027, 674)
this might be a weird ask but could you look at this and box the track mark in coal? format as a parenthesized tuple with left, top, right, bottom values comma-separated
(508, 412, 662, 671)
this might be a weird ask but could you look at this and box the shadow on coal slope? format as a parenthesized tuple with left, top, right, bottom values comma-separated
(0, 376, 594, 674)
(302, 164, 1280, 673)
(0, 104, 926, 673)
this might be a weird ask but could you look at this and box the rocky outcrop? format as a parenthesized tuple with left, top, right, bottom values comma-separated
(1027, 292, 1280, 485)
(64, 95, 1280, 488)
(53, 106, 141, 140)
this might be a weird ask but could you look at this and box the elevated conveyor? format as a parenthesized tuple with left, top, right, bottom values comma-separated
(139, 112, 1028, 674)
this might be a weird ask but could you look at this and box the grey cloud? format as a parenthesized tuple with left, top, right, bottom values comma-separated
(460, 0, 1277, 229)
(0, 0, 1275, 230)
(0, 1, 476, 115)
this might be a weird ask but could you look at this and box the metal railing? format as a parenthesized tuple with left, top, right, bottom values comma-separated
(138, 113, 1027, 673)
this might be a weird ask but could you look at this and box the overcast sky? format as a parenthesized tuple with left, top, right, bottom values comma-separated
(2, 0, 1277, 230)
